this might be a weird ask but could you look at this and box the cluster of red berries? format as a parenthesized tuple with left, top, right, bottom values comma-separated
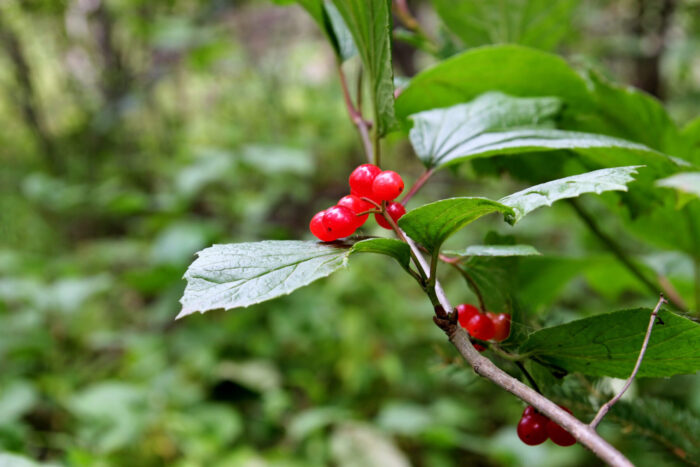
(517, 405, 576, 447)
(456, 304, 511, 351)
(310, 164, 406, 241)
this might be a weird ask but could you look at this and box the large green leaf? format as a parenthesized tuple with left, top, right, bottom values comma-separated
(572, 72, 683, 156)
(432, 0, 579, 51)
(521, 308, 700, 378)
(499, 166, 642, 224)
(408, 92, 562, 168)
(331, 0, 396, 135)
(395, 45, 592, 120)
(297, 0, 356, 61)
(178, 241, 351, 318)
(397, 198, 514, 252)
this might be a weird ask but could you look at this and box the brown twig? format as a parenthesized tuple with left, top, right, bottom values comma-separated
(337, 63, 374, 164)
(589, 294, 667, 429)
(401, 168, 434, 206)
(395, 231, 633, 465)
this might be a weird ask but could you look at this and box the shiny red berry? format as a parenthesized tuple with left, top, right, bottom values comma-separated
(546, 406, 576, 447)
(517, 413, 549, 446)
(375, 201, 406, 229)
(371, 171, 404, 201)
(322, 205, 356, 238)
(338, 194, 373, 228)
(466, 313, 495, 341)
(522, 406, 537, 418)
(487, 312, 511, 342)
(349, 164, 381, 198)
(457, 304, 479, 329)
(309, 210, 336, 242)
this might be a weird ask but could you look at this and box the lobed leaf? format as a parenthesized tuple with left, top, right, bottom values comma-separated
(521, 308, 700, 378)
(408, 92, 562, 169)
(178, 241, 351, 318)
(398, 198, 514, 252)
(499, 166, 642, 224)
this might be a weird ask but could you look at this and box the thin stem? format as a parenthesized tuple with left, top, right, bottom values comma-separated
(392, 0, 439, 54)
(569, 199, 685, 310)
(589, 294, 667, 429)
(453, 264, 487, 312)
(401, 168, 434, 206)
(694, 258, 700, 315)
(337, 63, 373, 164)
(515, 361, 542, 394)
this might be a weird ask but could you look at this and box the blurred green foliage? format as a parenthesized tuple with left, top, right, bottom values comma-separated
(0, 0, 698, 466)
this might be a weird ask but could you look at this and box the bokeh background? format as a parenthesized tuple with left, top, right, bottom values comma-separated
(1, 1, 699, 466)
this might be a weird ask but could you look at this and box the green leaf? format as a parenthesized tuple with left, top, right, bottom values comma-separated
(350, 238, 411, 271)
(432, 0, 579, 51)
(499, 166, 642, 224)
(395, 45, 592, 120)
(178, 241, 351, 318)
(297, 0, 356, 61)
(444, 244, 540, 258)
(656, 172, 700, 199)
(574, 71, 683, 156)
(331, 0, 396, 135)
(408, 92, 562, 169)
(398, 198, 514, 252)
(521, 308, 700, 378)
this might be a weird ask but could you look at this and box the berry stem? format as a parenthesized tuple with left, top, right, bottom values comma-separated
(401, 168, 434, 206)
(337, 62, 374, 165)
(589, 294, 667, 429)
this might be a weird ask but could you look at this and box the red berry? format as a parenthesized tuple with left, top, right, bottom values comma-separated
(546, 407, 576, 447)
(349, 164, 381, 198)
(473, 343, 486, 352)
(322, 205, 356, 238)
(338, 194, 373, 228)
(371, 171, 404, 201)
(522, 406, 537, 418)
(487, 312, 511, 342)
(466, 313, 495, 341)
(457, 304, 479, 329)
(517, 413, 549, 446)
(309, 210, 336, 242)
(375, 201, 406, 229)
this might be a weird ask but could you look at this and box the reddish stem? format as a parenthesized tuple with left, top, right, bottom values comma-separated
(401, 168, 434, 206)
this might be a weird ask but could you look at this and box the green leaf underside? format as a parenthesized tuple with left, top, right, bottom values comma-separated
(656, 172, 700, 198)
(398, 198, 514, 252)
(521, 308, 700, 378)
(395, 45, 592, 120)
(296, 0, 356, 61)
(444, 245, 540, 257)
(178, 241, 351, 318)
(331, 0, 396, 136)
(350, 238, 411, 271)
(408, 92, 562, 169)
(499, 166, 642, 224)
